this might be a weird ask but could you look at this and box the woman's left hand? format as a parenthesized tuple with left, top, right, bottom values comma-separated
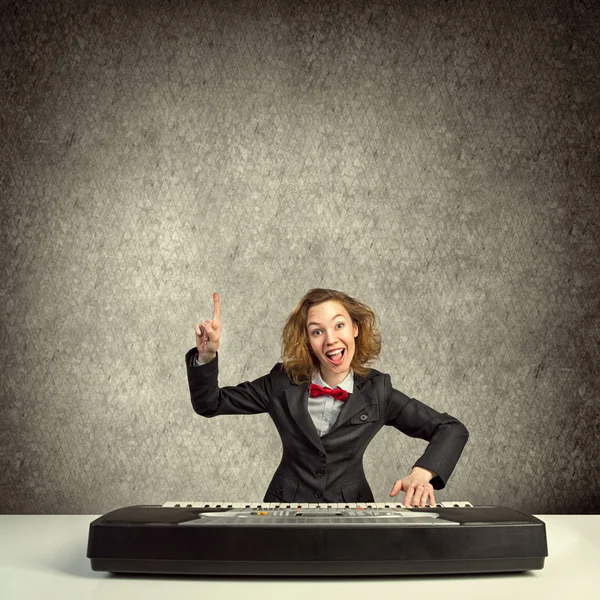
(389, 467, 436, 507)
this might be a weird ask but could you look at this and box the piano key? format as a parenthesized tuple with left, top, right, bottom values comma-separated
(162, 500, 473, 510)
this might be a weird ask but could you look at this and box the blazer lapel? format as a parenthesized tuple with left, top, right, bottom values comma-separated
(285, 384, 324, 453)
(324, 373, 370, 436)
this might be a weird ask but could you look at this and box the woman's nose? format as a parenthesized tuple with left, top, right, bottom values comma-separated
(324, 330, 338, 344)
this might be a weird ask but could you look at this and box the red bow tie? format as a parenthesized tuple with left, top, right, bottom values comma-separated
(309, 383, 349, 401)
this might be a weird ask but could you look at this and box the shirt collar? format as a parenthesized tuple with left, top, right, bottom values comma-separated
(312, 368, 354, 394)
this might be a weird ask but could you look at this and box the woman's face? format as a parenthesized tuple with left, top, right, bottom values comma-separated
(306, 300, 359, 386)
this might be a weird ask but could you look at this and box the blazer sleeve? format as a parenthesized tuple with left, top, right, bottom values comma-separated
(185, 348, 273, 417)
(382, 374, 469, 490)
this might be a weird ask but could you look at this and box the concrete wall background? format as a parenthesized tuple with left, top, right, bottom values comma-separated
(1, 0, 598, 513)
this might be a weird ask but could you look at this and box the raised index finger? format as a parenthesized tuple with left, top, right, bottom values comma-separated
(212, 292, 221, 324)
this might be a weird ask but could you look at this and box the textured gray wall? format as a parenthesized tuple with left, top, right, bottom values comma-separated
(1, 0, 599, 514)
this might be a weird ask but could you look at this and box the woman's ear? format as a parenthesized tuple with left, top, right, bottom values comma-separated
(353, 323, 359, 337)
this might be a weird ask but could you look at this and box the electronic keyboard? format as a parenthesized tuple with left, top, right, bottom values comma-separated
(87, 501, 547, 576)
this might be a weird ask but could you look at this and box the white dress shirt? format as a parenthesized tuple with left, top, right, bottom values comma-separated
(308, 368, 354, 436)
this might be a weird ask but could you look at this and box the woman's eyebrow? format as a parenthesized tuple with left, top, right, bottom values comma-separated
(307, 314, 346, 327)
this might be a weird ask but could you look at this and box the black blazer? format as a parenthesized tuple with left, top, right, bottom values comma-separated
(186, 349, 469, 503)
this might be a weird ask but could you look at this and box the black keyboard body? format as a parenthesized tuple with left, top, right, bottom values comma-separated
(87, 503, 548, 576)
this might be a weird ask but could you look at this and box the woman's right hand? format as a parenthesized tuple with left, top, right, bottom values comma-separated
(194, 292, 221, 362)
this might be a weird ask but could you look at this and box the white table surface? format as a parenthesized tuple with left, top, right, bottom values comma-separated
(1, 514, 599, 600)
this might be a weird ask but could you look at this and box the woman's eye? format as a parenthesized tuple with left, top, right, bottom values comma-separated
(312, 330, 321, 336)
(336, 322, 344, 328)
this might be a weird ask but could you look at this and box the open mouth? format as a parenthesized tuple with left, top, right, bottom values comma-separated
(325, 348, 345, 365)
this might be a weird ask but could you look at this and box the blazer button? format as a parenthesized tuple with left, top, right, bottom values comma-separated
(357, 493, 363, 501)
(360, 414, 368, 421)
(314, 490, 322, 499)
(316, 468, 325, 477)
(276, 487, 283, 495)
(319, 452, 326, 458)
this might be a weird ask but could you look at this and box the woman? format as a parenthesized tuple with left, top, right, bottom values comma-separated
(186, 289, 468, 506)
